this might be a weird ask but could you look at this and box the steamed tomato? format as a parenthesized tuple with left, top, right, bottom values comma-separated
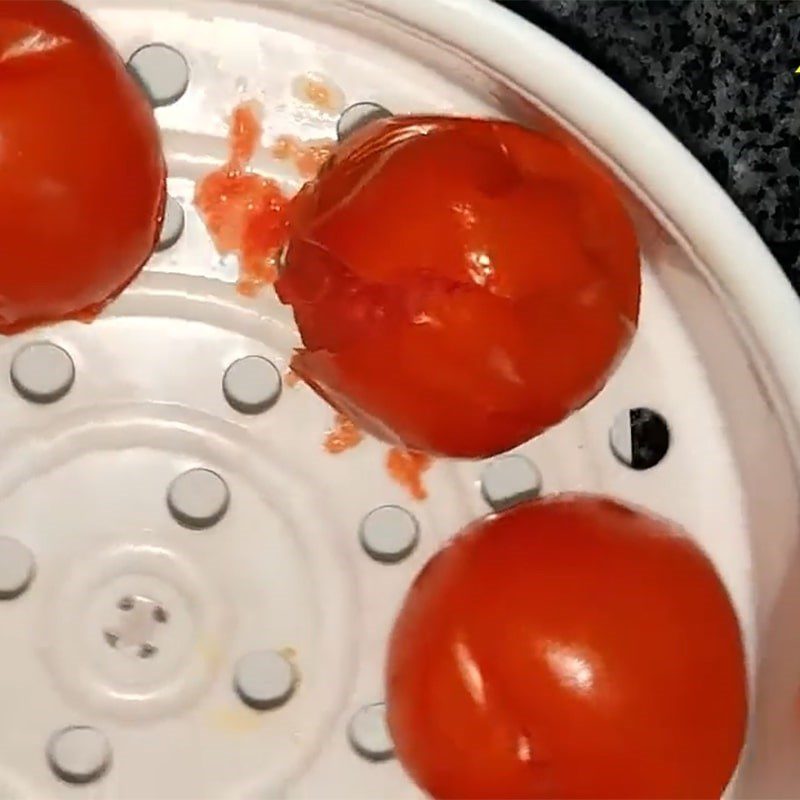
(276, 117, 640, 457)
(386, 496, 747, 799)
(0, 0, 165, 333)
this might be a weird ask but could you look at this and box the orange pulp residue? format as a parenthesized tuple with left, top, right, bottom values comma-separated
(284, 368, 301, 388)
(292, 74, 345, 113)
(324, 412, 364, 454)
(195, 101, 290, 295)
(387, 448, 432, 501)
(271, 135, 336, 180)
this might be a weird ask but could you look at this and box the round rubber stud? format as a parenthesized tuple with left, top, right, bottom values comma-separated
(359, 506, 419, 564)
(128, 44, 190, 107)
(47, 726, 111, 785)
(156, 195, 185, 252)
(480, 454, 542, 511)
(167, 468, 230, 530)
(234, 650, 297, 711)
(10, 342, 75, 404)
(223, 356, 282, 415)
(0, 538, 35, 599)
(336, 102, 393, 142)
(348, 703, 394, 762)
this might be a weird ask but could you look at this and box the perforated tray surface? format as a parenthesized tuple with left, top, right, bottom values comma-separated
(0, 2, 753, 798)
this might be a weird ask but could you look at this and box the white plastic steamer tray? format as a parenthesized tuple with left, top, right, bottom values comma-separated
(1, 0, 799, 797)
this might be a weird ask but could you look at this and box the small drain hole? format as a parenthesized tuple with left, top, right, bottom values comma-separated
(610, 407, 670, 470)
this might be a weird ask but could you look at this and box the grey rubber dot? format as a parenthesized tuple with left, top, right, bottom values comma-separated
(167, 468, 230, 530)
(610, 407, 670, 470)
(480, 454, 542, 511)
(0, 538, 35, 599)
(47, 727, 111, 785)
(234, 651, 297, 711)
(128, 44, 189, 107)
(223, 356, 282, 415)
(348, 703, 394, 762)
(359, 506, 419, 564)
(10, 342, 75, 404)
(156, 195, 185, 252)
(336, 102, 393, 141)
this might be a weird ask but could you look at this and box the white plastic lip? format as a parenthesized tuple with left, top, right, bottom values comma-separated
(364, 0, 800, 445)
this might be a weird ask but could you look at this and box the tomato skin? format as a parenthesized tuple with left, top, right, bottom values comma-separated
(0, 1, 165, 333)
(386, 496, 747, 799)
(276, 117, 640, 457)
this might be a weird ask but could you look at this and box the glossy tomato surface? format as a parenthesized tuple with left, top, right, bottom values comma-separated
(386, 496, 747, 799)
(276, 117, 640, 457)
(0, 0, 165, 333)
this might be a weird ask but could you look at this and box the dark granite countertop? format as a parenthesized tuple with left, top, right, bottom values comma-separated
(497, 0, 800, 292)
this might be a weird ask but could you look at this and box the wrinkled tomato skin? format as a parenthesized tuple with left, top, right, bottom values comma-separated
(0, 0, 165, 333)
(386, 496, 747, 799)
(276, 117, 640, 457)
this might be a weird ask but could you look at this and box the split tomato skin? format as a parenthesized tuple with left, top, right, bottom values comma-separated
(386, 496, 747, 799)
(0, 0, 165, 333)
(276, 116, 640, 457)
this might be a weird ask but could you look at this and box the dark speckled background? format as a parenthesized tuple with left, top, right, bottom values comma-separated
(497, 0, 800, 292)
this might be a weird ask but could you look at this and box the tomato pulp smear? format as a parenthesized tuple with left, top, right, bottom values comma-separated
(195, 102, 290, 296)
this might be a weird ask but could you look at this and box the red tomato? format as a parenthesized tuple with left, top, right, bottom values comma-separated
(386, 496, 747, 799)
(275, 117, 640, 457)
(0, 1, 165, 333)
